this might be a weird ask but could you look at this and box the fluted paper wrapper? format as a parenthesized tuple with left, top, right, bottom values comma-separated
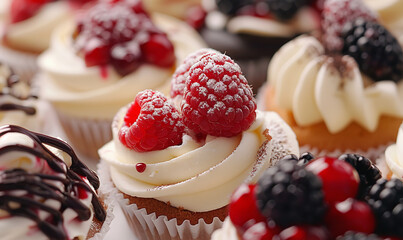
(88, 161, 116, 240)
(56, 110, 112, 160)
(97, 161, 224, 240)
(0, 44, 38, 83)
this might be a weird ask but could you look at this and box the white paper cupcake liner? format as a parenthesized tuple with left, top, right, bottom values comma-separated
(56, 110, 112, 160)
(97, 161, 224, 240)
(0, 44, 38, 83)
(88, 161, 116, 240)
(299, 142, 392, 162)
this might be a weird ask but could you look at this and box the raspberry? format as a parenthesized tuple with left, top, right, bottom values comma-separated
(321, 0, 377, 51)
(74, 0, 175, 75)
(181, 52, 256, 137)
(118, 90, 185, 152)
(341, 19, 403, 82)
(256, 161, 326, 228)
(170, 48, 218, 99)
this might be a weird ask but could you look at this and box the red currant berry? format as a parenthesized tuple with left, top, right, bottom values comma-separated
(279, 226, 307, 240)
(325, 198, 375, 238)
(306, 157, 359, 204)
(229, 184, 266, 230)
(83, 38, 110, 67)
(141, 34, 175, 68)
(243, 222, 274, 240)
(10, 0, 50, 23)
(110, 42, 142, 76)
(185, 5, 206, 30)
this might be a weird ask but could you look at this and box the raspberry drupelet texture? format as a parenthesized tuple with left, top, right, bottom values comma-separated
(321, 0, 377, 51)
(119, 89, 185, 152)
(170, 48, 218, 99)
(181, 52, 257, 138)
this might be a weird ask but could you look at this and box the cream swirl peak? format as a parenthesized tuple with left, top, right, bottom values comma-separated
(0, 125, 106, 239)
(268, 35, 403, 133)
(385, 124, 403, 179)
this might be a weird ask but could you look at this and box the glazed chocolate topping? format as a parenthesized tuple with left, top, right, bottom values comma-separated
(0, 125, 106, 239)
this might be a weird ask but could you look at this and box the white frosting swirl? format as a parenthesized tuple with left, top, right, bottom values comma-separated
(364, 0, 403, 46)
(2, 1, 71, 53)
(268, 35, 403, 133)
(385, 123, 403, 179)
(0, 131, 94, 240)
(99, 108, 299, 212)
(39, 14, 206, 119)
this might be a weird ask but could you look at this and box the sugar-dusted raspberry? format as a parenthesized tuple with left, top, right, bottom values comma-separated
(170, 48, 218, 99)
(118, 90, 185, 152)
(321, 0, 377, 51)
(74, 0, 175, 75)
(181, 52, 256, 137)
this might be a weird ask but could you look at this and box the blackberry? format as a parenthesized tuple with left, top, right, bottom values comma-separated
(336, 231, 381, 240)
(339, 154, 381, 199)
(266, 0, 307, 20)
(341, 18, 403, 82)
(215, 0, 250, 15)
(255, 160, 326, 227)
(366, 178, 403, 237)
(282, 152, 315, 166)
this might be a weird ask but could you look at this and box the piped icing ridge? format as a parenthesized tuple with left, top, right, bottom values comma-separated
(100, 107, 299, 212)
(0, 125, 105, 239)
(385, 124, 403, 179)
(268, 35, 403, 133)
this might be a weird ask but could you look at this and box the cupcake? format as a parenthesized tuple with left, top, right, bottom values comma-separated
(0, 0, 92, 82)
(211, 152, 403, 239)
(0, 62, 43, 131)
(38, 0, 206, 159)
(198, 0, 321, 93)
(259, 0, 403, 158)
(0, 124, 113, 239)
(99, 51, 299, 240)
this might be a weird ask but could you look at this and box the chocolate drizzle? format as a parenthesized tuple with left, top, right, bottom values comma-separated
(0, 63, 37, 115)
(0, 125, 106, 239)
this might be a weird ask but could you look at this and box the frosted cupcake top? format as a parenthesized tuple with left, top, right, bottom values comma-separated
(39, 0, 205, 119)
(267, 0, 403, 133)
(100, 51, 299, 212)
(0, 125, 105, 239)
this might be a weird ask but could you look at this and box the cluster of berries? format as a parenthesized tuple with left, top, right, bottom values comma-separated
(118, 50, 257, 152)
(228, 153, 403, 239)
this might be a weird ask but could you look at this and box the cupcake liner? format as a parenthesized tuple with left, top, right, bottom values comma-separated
(97, 161, 224, 240)
(56, 110, 112, 160)
(88, 161, 116, 240)
(299, 142, 393, 161)
(0, 44, 38, 83)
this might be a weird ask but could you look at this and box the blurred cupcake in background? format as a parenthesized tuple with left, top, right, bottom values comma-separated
(0, 0, 94, 82)
(0, 61, 43, 131)
(197, 0, 322, 93)
(259, 0, 403, 158)
(38, 0, 205, 159)
(144, 0, 202, 20)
